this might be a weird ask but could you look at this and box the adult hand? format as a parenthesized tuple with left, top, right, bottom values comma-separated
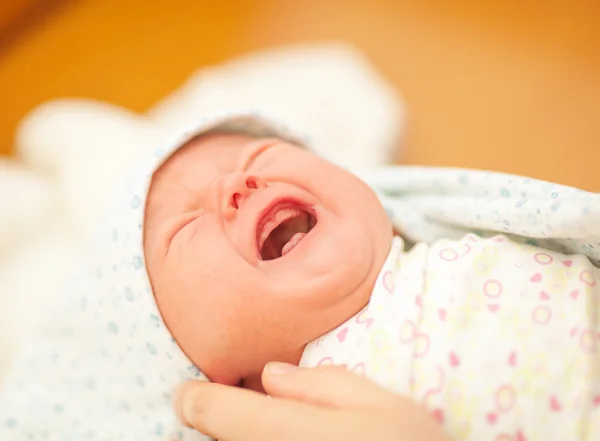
(174, 362, 450, 441)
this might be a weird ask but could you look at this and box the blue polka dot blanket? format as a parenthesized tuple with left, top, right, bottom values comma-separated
(360, 166, 600, 265)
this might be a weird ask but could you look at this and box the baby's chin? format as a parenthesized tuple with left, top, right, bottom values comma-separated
(240, 374, 266, 392)
(200, 342, 306, 392)
(195, 289, 370, 392)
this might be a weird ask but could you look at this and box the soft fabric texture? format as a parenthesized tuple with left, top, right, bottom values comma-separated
(361, 166, 600, 263)
(0, 112, 314, 441)
(301, 234, 600, 441)
(0, 41, 405, 379)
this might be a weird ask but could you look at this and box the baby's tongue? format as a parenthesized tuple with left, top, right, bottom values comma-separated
(281, 232, 306, 256)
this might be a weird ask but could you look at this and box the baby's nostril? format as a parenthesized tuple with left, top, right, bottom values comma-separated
(246, 177, 258, 189)
(232, 193, 241, 209)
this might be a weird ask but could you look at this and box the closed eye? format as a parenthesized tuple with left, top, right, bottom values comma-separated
(164, 213, 201, 257)
(242, 141, 278, 172)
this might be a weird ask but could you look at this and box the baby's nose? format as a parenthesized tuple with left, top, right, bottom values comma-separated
(223, 174, 265, 215)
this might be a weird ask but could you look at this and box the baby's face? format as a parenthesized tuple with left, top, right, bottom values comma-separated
(144, 133, 392, 388)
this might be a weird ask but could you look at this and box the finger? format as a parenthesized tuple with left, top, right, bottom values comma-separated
(261, 362, 401, 409)
(176, 380, 344, 441)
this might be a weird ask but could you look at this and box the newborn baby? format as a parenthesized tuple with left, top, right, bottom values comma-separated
(1, 111, 599, 441)
(143, 130, 392, 390)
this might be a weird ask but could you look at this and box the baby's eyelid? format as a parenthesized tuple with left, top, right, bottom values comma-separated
(246, 155, 265, 171)
(242, 142, 278, 171)
(165, 212, 203, 255)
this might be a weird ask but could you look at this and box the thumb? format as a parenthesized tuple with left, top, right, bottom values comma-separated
(261, 362, 400, 409)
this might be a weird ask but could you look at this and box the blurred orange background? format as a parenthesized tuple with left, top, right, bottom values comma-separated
(1, 0, 599, 190)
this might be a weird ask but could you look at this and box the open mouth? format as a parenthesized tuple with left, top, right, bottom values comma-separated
(257, 203, 317, 261)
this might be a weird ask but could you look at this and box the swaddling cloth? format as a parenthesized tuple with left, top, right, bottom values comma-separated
(301, 235, 600, 441)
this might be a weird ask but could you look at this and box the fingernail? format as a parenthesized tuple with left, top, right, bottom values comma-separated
(264, 361, 298, 375)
